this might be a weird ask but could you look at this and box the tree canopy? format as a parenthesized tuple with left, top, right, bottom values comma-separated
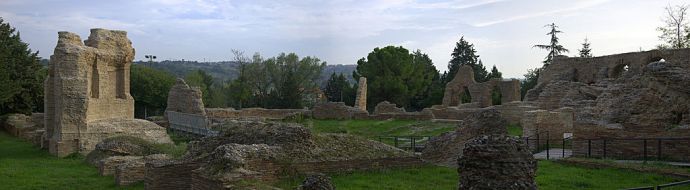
(657, 4, 690, 49)
(130, 64, 176, 118)
(533, 23, 569, 66)
(0, 18, 44, 115)
(447, 36, 488, 83)
(353, 46, 440, 111)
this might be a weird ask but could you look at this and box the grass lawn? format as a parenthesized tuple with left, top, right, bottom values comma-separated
(276, 161, 690, 190)
(304, 119, 456, 140)
(0, 130, 143, 190)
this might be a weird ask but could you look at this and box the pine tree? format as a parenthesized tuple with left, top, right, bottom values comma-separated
(0, 18, 44, 115)
(487, 65, 502, 80)
(578, 38, 593, 58)
(533, 23, 569, 66)
(448, 36, 489, 83)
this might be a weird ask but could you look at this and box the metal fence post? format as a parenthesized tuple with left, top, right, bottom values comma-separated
(411, 137, 416, 151)
(588, 139, 592, 158)
(643, 139, 648, 162)
(603, 139, 607, 159)
(562, 138, 566, 158)
(546, 132, 550, 160)
(394, 137, 398, 148)
(657, 139, 662, 161)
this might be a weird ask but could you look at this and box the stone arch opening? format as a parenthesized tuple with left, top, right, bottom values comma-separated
(460, 86, 472, 104)
(649, 56, 664, 63)
(115, 65, 126, 99)
(90, 61, 99, 98)
(491, 85, 502, 105)
(610, 64, 629, 78)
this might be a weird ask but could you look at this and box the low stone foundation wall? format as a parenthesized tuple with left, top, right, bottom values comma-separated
(149, 157, 425, 190)
(145, 161, 203, 190)
(1, 113, 45, 147)
(206, 108, 311, 120)
(115, 159, 146, 186)
(99, 156, 142, 176)
(572, 123, 690, 161)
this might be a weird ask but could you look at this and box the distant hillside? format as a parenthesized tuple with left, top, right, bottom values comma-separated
(134, 60, 356, 86)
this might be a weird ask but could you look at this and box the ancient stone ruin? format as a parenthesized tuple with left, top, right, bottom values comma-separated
(44, 28, 171, 157)
(442, 65, 521, 108)
(457, 135, 537, 190)
(373, 101, 406, 115)
(526, 48, 690, 160)
(165, 78, 206, 117)
(355, 77, 367, 111)
(422, 108, 508, 167)
(144, 121, 421, 189)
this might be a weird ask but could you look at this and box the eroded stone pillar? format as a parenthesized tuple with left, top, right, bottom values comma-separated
(355, 77, 367, 111)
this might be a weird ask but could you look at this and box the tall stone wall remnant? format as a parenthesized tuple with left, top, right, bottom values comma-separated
(165, 78, 206, 117)
(44, 28, 171, 157)
(442, 65, 521, 108)
(457, 135, 537, 190)
(354, 77, 367, 111)
(422, 108, 508, 167)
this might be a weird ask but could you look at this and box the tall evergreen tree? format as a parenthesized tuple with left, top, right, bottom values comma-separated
(323, 73, 352, 102)
(487, 65, 502, 80)
(0, 18, 44, 115)
(533, 23, 569, 66)
(578, 38, 593, 58)
(447, 36, 488, 83)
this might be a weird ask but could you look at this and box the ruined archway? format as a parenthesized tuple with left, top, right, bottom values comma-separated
(610, 64, 629, 78)
(491, 85, 502, 105)
(461, 86, 472, 104)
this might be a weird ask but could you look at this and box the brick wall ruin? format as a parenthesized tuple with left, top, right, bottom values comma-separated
(527, 48, 690, 161)
(165, 78, 206, 117)
(442, 65, 520, 108)
(44, 29, 171, 157)
(457, 135, 537, 190)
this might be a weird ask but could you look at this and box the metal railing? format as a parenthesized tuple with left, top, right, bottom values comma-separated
(523, 130, 573, 160)
(166, 111, 218, 137)
(579, 137, 690, 162)
(377, 136, 432, 153)
(625, 180, 690, 190)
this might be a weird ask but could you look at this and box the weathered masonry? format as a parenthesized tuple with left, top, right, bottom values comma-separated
(45, 28, 171, 157)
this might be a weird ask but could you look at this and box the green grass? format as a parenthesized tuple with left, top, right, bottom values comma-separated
(275, 161, 690, 190)
(507, 123, 523, 137)
(305, 119, 456, 140)
(0, 130, 143, 190)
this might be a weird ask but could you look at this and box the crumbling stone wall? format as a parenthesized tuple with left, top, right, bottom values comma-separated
(422, 108, 508, 167)
(522, 108, 574, 138)
(355, 77, 367, 111)
(1, 113, 45, 147)
(311, 102, 368, 120)
(442, 65, 520, 108)
(44, 29, 171, 157)
(373, 101, 405, 114)
(165, 78, 206, 117)
(458, 135, 537, 190)
(205, 108, 311, 120)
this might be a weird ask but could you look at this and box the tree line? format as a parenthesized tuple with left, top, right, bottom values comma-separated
(1, 3, 688, 117)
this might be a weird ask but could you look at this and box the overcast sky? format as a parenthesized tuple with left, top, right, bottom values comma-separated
(0, 0, 685, 78)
